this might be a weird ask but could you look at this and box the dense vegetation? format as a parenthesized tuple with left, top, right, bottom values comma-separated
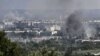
(0, 31, 98, 56)
(0, 31, 21, 56)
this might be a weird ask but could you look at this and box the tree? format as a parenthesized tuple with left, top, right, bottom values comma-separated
(0, 31, 21, 56)
(29, 47, 61, 56)
(0, 51, 3, 56)
(64, 47, 73, 56)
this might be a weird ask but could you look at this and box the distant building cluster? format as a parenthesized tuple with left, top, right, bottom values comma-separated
(0, 19, 63, 43)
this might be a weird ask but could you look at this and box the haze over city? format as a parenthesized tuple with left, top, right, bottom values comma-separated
(1, 0, 100, 56)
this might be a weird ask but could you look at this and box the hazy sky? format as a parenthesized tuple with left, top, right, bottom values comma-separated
(1, 0, 100, 10)
(1, 0, 100, 19)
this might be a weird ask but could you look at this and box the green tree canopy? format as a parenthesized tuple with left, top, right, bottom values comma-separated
(0, 31, 21, 56)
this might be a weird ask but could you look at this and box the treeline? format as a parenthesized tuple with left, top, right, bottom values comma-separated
(0, 31, 64, 56)
(0, 31, 22, 56)
(0, 31, 96, 56)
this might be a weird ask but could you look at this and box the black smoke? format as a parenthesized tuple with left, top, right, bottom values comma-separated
(65, 11, 86, 39)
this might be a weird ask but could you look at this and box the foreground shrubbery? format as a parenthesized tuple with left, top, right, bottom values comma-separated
(29, 47, 62, 56)
(0, 31, 21, 56)
(0, 31, 98, 56)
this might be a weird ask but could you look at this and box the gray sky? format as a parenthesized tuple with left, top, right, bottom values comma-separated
(0, 0, 100, 10)
(0, 0, 100, 20)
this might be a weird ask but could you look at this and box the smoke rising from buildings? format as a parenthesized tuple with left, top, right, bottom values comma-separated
(66, 12, 85, 39)
(83, 22, 96, 39)
(1, 0, 100, 39)
(65, 10, 100, 39)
